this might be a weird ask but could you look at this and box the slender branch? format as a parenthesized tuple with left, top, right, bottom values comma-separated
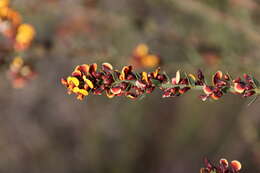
(61, 62, 260, 101)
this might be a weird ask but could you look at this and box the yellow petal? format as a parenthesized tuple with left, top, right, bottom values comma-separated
(12, 56, 24, 66)
(16, 24, 35, 44)
(154, 67, 160, 77)
(119, 66, 129, 80)
(102, 62, 113, 71)
(106, 90, 115, 99)
(142, 72, 148, 83)
(78, 89, 89, 96)
(126, 93, 137, 100)
(188, 74, 196, 81)
(134, 43, 149, 57)
(72, 87, 80, 93)
(0, 0, 9, 8)
(83, 76, 94, 88)
(67, 76, 79, 87)
(141, 55, 159, 68)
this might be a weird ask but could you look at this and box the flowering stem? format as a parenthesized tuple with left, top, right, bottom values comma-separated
(61, 63, 260, 101)
(114, 79, 260, 95)
(162, 83, 260, 95)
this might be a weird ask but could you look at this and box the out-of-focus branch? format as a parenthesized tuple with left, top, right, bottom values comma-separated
(169, 0, 260, 44)
(230, 0, 258, 10)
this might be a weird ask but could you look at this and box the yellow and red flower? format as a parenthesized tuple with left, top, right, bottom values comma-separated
(61, 63, 259, 101)
(7, 56, 36, 88)
(0, 7, 22, 38)
(131, 43, 161, 68)
(15, 24, 36, 51)
(0, 1, 37, 88)
(201, 158, 241, 173)
(0, 2, 36, 51)
(0, 0, 9, 8)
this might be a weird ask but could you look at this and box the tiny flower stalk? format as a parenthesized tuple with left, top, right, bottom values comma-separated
(61, 62, 260, 101)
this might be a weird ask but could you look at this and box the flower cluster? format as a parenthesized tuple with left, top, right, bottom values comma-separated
(61, 62, 260, 101)
(61, 62, 162, 100)
(7, 56, 36, 88)
(200, 158, 242, 173)
(0, 0, 36, 88)
(130, 43, 161, 68)
(0, 0, 35, 51)
(14, 23, 35, 51)
(200, 70, 257, 101)
(0, 0, 21, 38)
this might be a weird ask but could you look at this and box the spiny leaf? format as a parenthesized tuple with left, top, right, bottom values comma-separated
(186, 72, 196, 87)
(247, 95, 258, 106)
(251, 76, 260, 88)
(226, 72, 233, 81)
(151, 79, 161, 87)
(163, 71, 170, 83)
(133, 72, 141, 80)
(138, 93, 147, 101)
(111, 71, 118, 81)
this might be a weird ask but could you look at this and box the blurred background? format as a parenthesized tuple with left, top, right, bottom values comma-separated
(1, 0, 260, 172)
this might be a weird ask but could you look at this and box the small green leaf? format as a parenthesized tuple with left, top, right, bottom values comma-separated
(186, 73, 196, 87)
(151, 79, 162, 87)
(126, 83, 132, 91)
(226, 72, 233, 81)
(221, 87, 229, 94)
(111, 72, 118, 81)
(133, 72, 141, 80)
(138, 94, 146, 101)
(251, 76, 260, 88)
(163, 71, 170, 83)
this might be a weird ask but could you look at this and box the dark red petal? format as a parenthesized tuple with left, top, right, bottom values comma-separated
(234, 83, 245, 93)
(243, 90, 255, 97)
(102, 63, 113, 72)
(197, 69, 205, 81)
(230, 160, 242, 172)
(212, 71, 223, 85)
(179, 87, 190, 94)
(110, 87, 122, 95)
(219, 158, 228, 168)
(203, 85, 213, 95)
